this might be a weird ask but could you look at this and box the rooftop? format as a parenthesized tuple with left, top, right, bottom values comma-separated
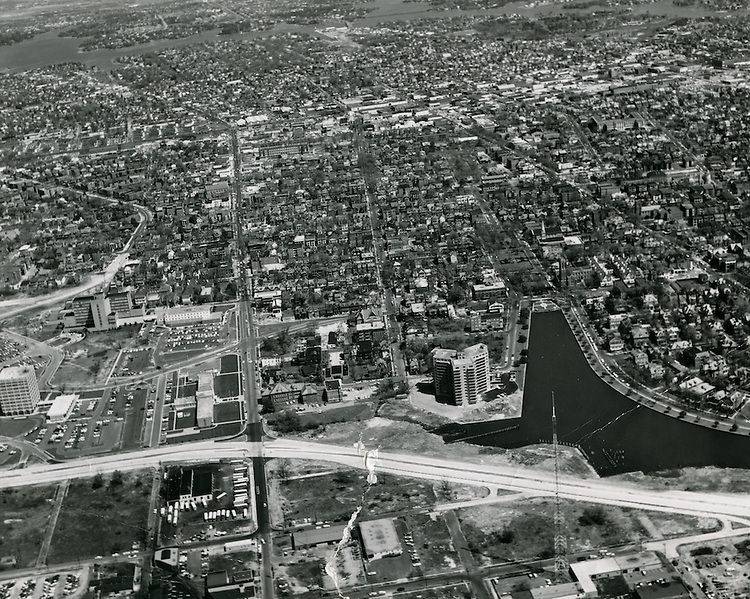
(0, 365, 35, 380)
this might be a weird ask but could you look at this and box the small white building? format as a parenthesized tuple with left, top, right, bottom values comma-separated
(47, 394, 78, 422)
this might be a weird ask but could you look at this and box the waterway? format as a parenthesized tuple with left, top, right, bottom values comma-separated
(0, 0, 746, 73)
(0, 24, 312, 73)
(439, 310, 750, 476)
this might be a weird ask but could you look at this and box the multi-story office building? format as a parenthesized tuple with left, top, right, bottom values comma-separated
(0, 365, 40, 416)
(432, 343, 490, 407)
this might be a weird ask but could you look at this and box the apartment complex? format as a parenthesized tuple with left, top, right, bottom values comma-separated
(0, 365, 40, 416)
(432, 343, 490, 407)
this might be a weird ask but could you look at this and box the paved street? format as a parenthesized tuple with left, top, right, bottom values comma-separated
(6, 438, 750, 524)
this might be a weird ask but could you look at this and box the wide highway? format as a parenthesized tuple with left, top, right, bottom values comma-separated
(4, 438, 750, 522)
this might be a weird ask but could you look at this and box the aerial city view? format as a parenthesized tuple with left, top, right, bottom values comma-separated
(4, 0, 750, 597)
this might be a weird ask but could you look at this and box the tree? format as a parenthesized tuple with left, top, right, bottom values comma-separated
(272, 410, 306, 433)
(275, 459, 291, 480)
(110, 470, 124, 488)
(92, 474, 104, 489)
(578, 506, 607, 526)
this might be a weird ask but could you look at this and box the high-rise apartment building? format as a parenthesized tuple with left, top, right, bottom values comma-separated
(432, 343, 490, 407)
(0, 365, 40, 416)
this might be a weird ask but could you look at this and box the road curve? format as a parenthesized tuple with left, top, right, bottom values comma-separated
(0, 187, 152, 320)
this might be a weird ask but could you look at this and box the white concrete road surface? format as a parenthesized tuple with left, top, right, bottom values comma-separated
(4, 439, 750, 524)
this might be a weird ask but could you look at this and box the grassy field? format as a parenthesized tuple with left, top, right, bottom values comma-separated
(458, 499, 643, 564)
(214, 401, 242, 423)
(0, 485, 56, 568)
(278, 468, 438, 525)
(53, 327, 139, 388)
(0, 416, 43, 437)
(48, 471, 151, 563)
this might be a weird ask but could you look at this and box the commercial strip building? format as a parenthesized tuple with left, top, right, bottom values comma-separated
(196, 373, 215, 428)
(0, 365, 40, 416)
(498, 552, 688, 599)
(292, 525, 349, 550)
(290, 518, 402, 560)
(432, 343, 490, 406)
(163, 306, 221, 327)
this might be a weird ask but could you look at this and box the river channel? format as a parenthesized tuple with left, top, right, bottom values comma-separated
(0, 0, 746, 73)
(439, 309, 750, 476)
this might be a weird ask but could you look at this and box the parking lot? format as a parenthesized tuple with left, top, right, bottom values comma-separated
(111, 348, 153, 378)
(686, 538, 750, 599)
(0, 336, 23, 362)
(0, 571, 84, 599)
(160, 323, 229, 354)
(26, 384, 154, 457)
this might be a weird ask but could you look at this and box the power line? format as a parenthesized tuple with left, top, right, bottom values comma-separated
(551, 391, 569, 582)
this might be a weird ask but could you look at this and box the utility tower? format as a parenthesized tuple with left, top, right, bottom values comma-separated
(552, 391, 569, 582)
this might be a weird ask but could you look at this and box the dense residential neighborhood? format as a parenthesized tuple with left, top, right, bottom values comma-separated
(4, 0, 750, 598)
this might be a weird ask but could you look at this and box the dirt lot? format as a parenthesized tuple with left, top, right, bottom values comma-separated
(48, 470, 152, 563)
(683, 537, 750, 598)
(615, 467, 750, 494)
(0, 485, 56, 568)
(644, 512, 719, 538)
(300, 417, 595, 478)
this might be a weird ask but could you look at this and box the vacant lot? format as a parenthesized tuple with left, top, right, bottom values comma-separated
(278, 468, 437, 525)
(458, 499, 642, 564)
(48, 471, 151, 562)
(0, 485, 56, 568)
(53, 327, 139, 388)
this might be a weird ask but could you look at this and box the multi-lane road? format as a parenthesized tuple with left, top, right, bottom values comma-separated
(229, 126, 275, 599)
(5, 438, 750, 523)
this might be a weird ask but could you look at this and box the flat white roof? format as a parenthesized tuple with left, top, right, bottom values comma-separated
(359, 518, 401, 557)
(570, 557, 620, 595)
(0, 365, 34, 380)
(47, 394, 78, 419)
